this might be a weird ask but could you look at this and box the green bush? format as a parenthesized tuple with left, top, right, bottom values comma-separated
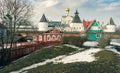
(62, 36, 87, 47)
(98, 37, 110, 48)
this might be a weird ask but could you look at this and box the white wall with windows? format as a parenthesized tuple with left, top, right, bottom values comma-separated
(104, 25, 116, 32)
(70, 23, 85, 32)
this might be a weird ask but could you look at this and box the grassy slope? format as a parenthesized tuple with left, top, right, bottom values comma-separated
(0, 44, 77, 73)
(0, 44, 120, 73)
(27, 50, 120, 73)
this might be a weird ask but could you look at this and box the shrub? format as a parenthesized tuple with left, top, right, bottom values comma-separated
(98, 37, 110, 48)
(62, 36, 87, 47)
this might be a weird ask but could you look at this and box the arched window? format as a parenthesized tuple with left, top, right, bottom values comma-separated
(47, 35, 51, 41)
(33, 36, 37, 41)
(52, 35, 56, 41)
(57, 35, 61, 41)
(39, 35, 42, 41)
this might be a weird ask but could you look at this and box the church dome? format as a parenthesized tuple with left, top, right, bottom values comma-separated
(66, 8, 70, 12)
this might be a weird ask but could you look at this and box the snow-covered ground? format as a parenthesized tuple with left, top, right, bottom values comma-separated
(11, 48, 102, 73)
(55, 48, 102, 63)
(64, 44, 82, 50)
(10, 43, 120, 73)
(110, 42, 120, 46)
(83, 41, 98, 47)
(106, 48, 120, 55)
(10, 55, 66, 73)
(110, 39, 120, 46)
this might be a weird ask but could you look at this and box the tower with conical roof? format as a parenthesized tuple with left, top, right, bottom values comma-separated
(110, 17, 115, 25)
(72, 10, 82, 23)
(40, 14, 48, 22)
(70, 10, 85, 32)
(104, 17, 116, 32)
(38, 14, 49, 31)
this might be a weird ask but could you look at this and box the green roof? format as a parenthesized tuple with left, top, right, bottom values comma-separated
(72, 10, 82, 23)
(40, 14, 48, 22)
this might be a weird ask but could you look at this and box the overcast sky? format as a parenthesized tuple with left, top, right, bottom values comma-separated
(30, 0, 120, 26)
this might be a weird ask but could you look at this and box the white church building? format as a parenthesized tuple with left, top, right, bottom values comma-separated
(61, 8, 85, 32)
(37, 9, 117, 34)
(104, 17, 116, 33)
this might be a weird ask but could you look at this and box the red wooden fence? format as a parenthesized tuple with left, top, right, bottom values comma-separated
(0, 41, 61, 61)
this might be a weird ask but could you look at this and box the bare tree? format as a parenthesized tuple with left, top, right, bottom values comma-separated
(0, 0, 32, 65)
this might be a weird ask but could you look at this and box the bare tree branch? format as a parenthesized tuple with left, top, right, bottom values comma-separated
(0, 0, 32, 65)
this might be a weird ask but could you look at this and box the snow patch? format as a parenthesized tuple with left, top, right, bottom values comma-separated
(64, 44, 82, 50)
(11, 48, 102, 73)
(10, 55, 66, 73)
(110, 42, 120, 46)
(55, 48, 102, 63)
(110, 39, 120, 46)
(54, 46, 63, 48)
(83, 41, 98, 47)
(106, 49, 120, 55)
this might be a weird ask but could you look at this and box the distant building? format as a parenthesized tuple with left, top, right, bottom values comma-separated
(48, 21, 61, 27)
(70, 10, 85, 32)
(33, 28, 62, 43)
(36, 9, 118, 41)
(83, 20, 104, 41)
(38, 14, 49, 31)
(61, 8, 73, 28)
(61, 8, 85, 33)
(104, 17, 116, 33)
(16, 24, 37, 32)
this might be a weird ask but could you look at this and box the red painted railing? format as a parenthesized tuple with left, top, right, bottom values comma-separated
(0, 41, 62, 61)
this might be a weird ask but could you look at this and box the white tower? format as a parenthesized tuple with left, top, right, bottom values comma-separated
(38, 14, 48, 31)
(104, 17, 116, 32)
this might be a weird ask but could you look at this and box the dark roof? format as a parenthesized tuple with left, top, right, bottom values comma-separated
(110, 17, 115, 25)
(62, 16, 73, 18)
(83, 19, 86, 22)
(48, 21, 61, 27)
(40, 14, 48, 22)
(75, 10, 79, 14)
(72, 10, 82, 23)
(0, 23, 7, 29)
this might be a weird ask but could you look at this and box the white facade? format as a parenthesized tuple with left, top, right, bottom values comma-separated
(64, 27, 72, 32)
(104, 25, 116, 32)
(61, 15, 73, 32)
(38, 22, 48, 31)
(70, 23, 85, 32)
(61, 16, 73, 25)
